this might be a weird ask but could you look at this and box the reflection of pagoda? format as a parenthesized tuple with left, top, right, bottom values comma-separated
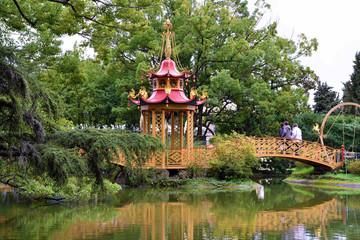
(128, 19, 208, 169)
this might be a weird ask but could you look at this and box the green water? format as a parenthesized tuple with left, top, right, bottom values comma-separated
(1, 181, 360, 240)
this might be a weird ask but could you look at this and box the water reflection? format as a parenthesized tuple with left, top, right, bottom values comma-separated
(0, 183, 360, 239)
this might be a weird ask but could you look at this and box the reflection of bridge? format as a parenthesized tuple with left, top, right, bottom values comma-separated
(52, 198, 344, 240)
(113, 137, 342, 170)
(254, 198, 342, 232)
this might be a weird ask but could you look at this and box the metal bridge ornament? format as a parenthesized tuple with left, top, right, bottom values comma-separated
(313, 123, 320, 134)
(319, 102, 360, 146)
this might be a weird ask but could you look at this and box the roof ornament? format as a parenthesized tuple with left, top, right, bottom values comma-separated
(164, 19, 173, 59)
(199, 89, 209, 99)
(128, 89, 137, 99)
(137, 86, 148, 99)
(190, 87, 198, 99)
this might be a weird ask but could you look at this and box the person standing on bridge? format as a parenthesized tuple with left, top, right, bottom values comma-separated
(281, 121, 292, 153)
(279, 123, 285, 152)
(279, 123, 284, 137)
(291, 123, 302, 155)
(281, 121, 292, 138)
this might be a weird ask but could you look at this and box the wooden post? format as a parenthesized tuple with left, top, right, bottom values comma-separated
(171, 111, 175, 148)
(186, 111, 190, 165)
(180, 111, 184, 166)
(186, 111, 194, 165)
(161, 110, 166, 169)
(152, 110, 156, 167)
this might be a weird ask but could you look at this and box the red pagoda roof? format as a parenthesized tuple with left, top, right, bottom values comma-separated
(130, 89, 205, 106)
(147, 59, 190, 79)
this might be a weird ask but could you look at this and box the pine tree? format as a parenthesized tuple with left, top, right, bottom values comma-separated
(313, 82, 340, 114)
(343, 52, 360, 105)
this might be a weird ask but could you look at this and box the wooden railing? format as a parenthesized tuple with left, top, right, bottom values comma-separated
(252, 137, 343, 169)
(113, 137, 342, 170)
(113, 146, 216, 169)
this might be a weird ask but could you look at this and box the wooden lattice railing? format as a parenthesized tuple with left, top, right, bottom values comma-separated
(252, 137, 343, 169)
(113, 146, 216, 169)
(113, 137, 342, 170)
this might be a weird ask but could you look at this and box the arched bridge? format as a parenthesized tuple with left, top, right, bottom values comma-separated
(114, 138, 343, 170)
(252, 137, 343, 170)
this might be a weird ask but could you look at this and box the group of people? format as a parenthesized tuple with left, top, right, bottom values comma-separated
(279, 121, 302, 141)
(279, 121, 302, 155)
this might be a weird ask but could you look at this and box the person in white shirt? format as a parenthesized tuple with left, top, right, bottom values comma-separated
(291, 123, 302, 155)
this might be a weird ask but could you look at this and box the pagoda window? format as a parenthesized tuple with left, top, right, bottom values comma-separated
(159, 80, 166, 88)
(153, 79, 157, 90)
(171, 80, 177, 88)
(179, 79, 183, 89)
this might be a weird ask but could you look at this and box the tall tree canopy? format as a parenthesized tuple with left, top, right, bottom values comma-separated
(1, 0, 319, 138)
(343, 52, 360, 105)
(313, 82, 340, 114)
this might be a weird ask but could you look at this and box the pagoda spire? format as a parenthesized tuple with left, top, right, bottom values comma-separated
(164, 19, 173, 59)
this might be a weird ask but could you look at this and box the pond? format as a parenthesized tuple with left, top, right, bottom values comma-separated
(1, 181, 360, 240)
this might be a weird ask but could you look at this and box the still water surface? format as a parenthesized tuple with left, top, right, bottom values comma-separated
(1, 181, 360, 240)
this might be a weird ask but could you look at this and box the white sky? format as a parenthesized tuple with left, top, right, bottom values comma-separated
(258, 0, 360, 98)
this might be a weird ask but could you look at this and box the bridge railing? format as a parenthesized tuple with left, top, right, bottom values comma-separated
(252, 137, 343, 169)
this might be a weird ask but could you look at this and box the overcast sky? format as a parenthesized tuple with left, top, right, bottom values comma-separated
(258, 0, 360, 99)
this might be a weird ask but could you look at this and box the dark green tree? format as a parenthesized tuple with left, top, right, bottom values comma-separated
(0, 29, 164, 192)
(313, 82, 340, 114)
(343, 52, 360, 105)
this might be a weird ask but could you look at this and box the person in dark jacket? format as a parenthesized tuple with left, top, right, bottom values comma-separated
(281, 121, 292, 153)
(279, 122, 285, 153)
(279, 123, 284, 137)
(281, 121, 292, 138)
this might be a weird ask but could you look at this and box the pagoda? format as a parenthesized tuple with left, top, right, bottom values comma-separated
(128, 19, 208, 169)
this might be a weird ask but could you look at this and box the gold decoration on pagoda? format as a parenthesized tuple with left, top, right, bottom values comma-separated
(128, 89, 136, 99)
(164, 19, 173, 59)
(137, 86, 148, 99)
(165, 78, 171, 96)
(199, 89, 209, 99)
(190, 87, 198, 99)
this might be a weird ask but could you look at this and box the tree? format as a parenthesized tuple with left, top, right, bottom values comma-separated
(0, 29, 164, 194)
(343, 52, 360, 106)
(1, 0, 320, 138)
(313, 82, 340, 114)
(84, 0, 319, 137)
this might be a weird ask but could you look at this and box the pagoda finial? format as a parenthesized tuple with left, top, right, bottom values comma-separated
(164, 19, 173, 59)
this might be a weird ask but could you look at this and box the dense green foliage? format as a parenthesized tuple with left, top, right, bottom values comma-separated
(313, 82, 340, 114)
(209, 132, 259, 180)
(17, 177, 122, 201)
(0, 31, 164, 198)
(347, 161, 360, 175)
(343, 52, 360, 108)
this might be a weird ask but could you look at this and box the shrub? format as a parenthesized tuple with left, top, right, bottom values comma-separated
(208, 132, 259, 180)
(17, 176, 122, 201)
(348, 161, 360, 175)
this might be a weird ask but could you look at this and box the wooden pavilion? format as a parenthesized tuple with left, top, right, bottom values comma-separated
(128, 19, 209, 169)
